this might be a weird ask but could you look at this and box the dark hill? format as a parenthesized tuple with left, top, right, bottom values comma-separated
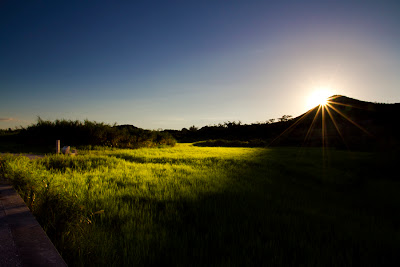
(169, 95, 400, 150)
(269, 95, 400, 149)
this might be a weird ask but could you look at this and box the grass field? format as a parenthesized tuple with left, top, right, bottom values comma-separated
(1, 144, 399, 266)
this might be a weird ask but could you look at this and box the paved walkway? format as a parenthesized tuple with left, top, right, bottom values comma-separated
(0, 177, 67, 266)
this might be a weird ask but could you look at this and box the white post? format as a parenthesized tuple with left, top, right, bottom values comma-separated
(56, 140, 60, 154)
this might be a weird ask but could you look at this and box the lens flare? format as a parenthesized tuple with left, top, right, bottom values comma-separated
(270, 94, 372, 151)
(308, 88, 333, 108)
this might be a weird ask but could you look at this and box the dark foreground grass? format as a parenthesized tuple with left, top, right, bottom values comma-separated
(1, 145, 399, 266)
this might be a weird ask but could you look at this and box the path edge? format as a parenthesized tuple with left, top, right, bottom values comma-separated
(0, 176, 68, 266)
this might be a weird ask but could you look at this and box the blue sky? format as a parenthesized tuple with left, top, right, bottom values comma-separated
(1, 0, 400, 130)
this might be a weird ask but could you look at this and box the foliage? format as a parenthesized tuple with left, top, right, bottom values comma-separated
(1, 145, 399, 266)
(277, 114, 293, 122)
(167, 118, 294, 144)
(1, 118, 176, 151)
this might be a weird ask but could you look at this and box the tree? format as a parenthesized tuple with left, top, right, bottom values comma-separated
(189, 125, 198, 132)
(278, 115, 293, 122)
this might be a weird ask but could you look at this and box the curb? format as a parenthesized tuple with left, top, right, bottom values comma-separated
(0, 178, 67, 267)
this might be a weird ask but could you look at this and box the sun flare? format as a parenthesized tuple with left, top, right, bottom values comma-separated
(308, 88, 333, 108)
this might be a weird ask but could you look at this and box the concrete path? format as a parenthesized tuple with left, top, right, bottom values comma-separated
(0, 177, 67, 266)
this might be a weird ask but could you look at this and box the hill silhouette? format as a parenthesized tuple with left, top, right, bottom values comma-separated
(270, 95, 400, 149)
(168, 95, 400, 150)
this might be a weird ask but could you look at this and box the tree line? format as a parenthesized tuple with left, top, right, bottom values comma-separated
(0, 118, 176, 150)
(166, 115, 295, 144)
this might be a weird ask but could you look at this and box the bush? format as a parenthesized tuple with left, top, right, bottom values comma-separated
(7, 118, 176, 149)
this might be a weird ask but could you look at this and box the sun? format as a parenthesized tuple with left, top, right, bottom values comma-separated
(307, 88, 333, 108)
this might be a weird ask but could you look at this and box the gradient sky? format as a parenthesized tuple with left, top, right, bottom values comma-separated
(1, 0, 400, 130)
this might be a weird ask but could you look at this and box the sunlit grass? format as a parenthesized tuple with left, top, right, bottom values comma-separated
(1, 144, 399, 266)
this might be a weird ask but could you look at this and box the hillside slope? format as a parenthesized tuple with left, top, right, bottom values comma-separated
(274, 95, 400, 149)
(169, 95, 400, 150)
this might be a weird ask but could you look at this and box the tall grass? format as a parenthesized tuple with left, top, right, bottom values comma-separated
(1, 144, 399, 266)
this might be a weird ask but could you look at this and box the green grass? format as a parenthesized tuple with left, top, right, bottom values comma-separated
(1, 144, 399, 266)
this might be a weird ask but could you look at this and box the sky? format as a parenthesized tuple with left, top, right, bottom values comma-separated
(1, 0, 400, 130)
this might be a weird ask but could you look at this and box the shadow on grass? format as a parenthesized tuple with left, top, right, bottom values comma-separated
(93, 148, 400, 266)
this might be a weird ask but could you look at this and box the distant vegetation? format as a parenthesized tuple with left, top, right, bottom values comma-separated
(167, 118, 295, 145)
(0, 118, 176, 153)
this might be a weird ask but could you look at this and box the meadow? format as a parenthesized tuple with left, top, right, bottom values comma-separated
(1, 144, 399, 266)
